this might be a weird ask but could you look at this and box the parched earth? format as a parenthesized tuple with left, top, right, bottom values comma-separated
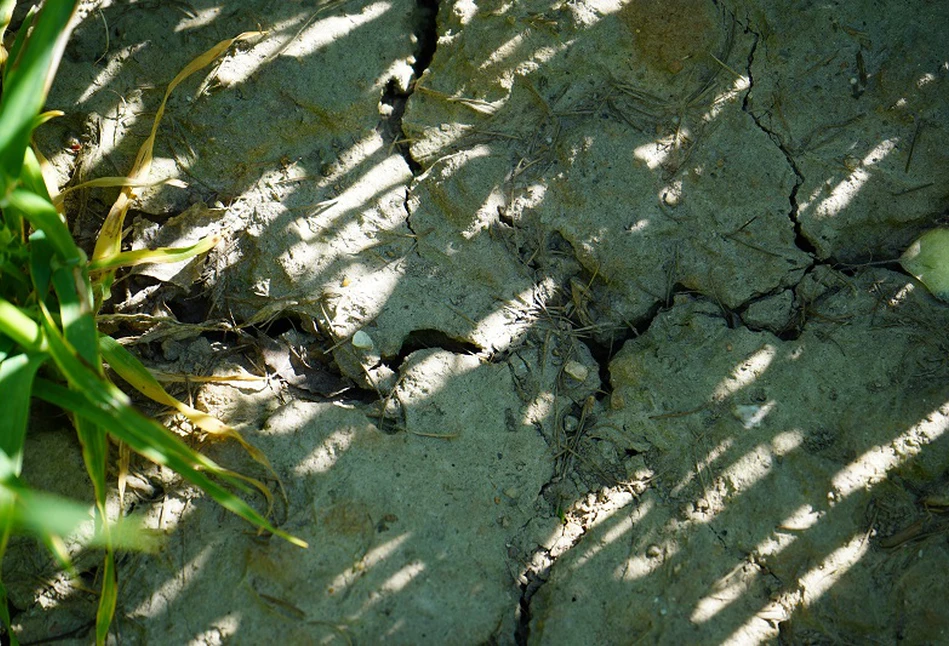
(7, 0, 949, 643)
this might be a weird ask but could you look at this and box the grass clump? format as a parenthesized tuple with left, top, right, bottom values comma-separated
(0, 2, 303, 643)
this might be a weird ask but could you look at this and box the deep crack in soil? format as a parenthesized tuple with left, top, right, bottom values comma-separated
(380, 0, 439, 176)
(740, 25, 816, 262)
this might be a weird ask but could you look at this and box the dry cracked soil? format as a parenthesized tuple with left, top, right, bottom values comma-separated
(6, 0, 949, 644)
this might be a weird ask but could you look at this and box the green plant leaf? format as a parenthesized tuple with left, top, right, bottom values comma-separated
(96, 551, 117, 646)
(1, 11, 303, 644)
(19, 146, 54, 202)
(7, 189, 82, 265)
(5, 483, 156, 549)
(900, 228, 949, 302)
(36, 305, 306, 547)
(0, 297, 43, 352)
(1, 3, 33, 85)
(11, 483, 91, 538)
(0, 256, 31, 305)
(0, 352, 46, 479)
(50, 261, 98, 366)
(0, 0, 77, 192)
(0, 476, 16, 646)
(99, 334, 276, 472)
(27, 234, 53, 309)
(33, 377, 306, 549)
(0, 0, 15, 49)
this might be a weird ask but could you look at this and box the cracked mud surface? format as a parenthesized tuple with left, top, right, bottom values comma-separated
(7, 0, 949, 643)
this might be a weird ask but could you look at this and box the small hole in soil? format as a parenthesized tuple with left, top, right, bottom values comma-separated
(387, 329, 481, 367)
(165, 293, 211, 324)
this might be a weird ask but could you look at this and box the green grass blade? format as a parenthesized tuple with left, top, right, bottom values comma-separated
(0, 581, 14, 646)
(0, 4, 34, 86)
(8, 479, 89, 537)
(6, 189, 82, 265)
(52, 274, 112, 646)
(26, 228, 54, 301)
(0, 0, 14, 63)
(50, 263, 98, 365)
(99, 335, 277, 476)
(95, 551, 117, 646)
(0, 465, 77, 594)
(0, 352, 46, 478)
(7, 483, 154, 548)
(0, 258, 31, 304)
(72, 412, 109, 527)
(25, 226, 98, 367)
(0, 0, 77, 189)
(0, 298, 43, 351)
(0, 475, 161, 646)
(19, 146, 54, 202)
(33, 377, 306, 548)
(35, 306, 115, 524)
(0, 480, 16, 646)
(0, 205, 25, 247)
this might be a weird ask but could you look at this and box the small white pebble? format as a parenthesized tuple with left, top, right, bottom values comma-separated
(563, 360, 589, 382)
(352, 330, 374, 350)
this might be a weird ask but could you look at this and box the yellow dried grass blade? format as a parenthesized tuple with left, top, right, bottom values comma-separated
(30, 143, 62, 214)
(31, 110, 64, 203)
(43, 533, 72, 574)
(53, 176, 187, 208)
(88, 233, 221, 271)
(32, 109, 63, 129)
(117, 441, 130, 510)
(33, 343, 302, 546)
(92, 31, 262, 266)
(98, 335, 275, 474)
(151, 371, 265, 384)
